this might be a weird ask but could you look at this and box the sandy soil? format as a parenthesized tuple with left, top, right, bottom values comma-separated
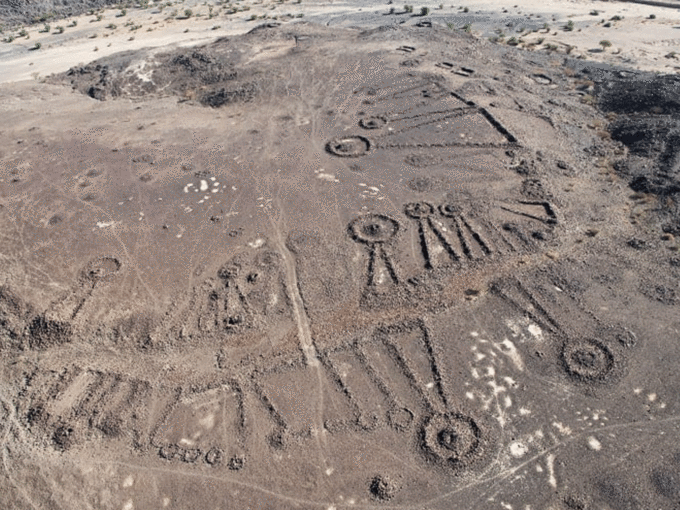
(1, 2, 680, 510)
(1, 0, 680, 83)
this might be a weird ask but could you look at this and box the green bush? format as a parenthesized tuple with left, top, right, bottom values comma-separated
(420, 6, 430, 15)
(116, 9, 127, 17)
(565, 20, 574, 31)
(39, 24, 50, 33)
(55, 26, 64, 34)
(463, 23, 472, 32)
(404, 5, 413, 13)
(30, 42, 41, 50)
(599, 39, 612, 50)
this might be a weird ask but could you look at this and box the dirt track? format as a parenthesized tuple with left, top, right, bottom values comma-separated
(1, 18, 680, 510)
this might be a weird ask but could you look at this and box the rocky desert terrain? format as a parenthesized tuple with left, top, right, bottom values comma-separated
(1, 1, 680, 509)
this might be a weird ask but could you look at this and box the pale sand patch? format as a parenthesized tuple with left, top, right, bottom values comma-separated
(1, 0, 679, 84)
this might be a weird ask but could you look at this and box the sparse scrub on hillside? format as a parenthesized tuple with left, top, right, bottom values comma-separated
(34, 12, 56, 23)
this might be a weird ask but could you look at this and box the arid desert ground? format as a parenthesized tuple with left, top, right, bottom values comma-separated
(1, 1, 680, 509)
